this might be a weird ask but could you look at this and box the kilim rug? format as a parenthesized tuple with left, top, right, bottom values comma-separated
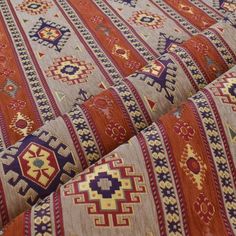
(0, 0, 234, 151)
(0, 21, 235, 227)
(3, 65, 236, 236)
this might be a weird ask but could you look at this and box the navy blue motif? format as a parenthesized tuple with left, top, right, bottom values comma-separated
(132, 54, 177, 104)
(29, 17, 71, 52)
(2, 130, 76, 205)
(157, 32, 183, 55)
(89, 172, 121, 198)
(113, 0, 137, 7)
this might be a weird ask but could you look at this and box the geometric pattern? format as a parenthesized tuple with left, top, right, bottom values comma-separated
(210, 72, 236, 112)
(141, 123, 183, 235)
(46, 56, 94, 85)
(133, 54, 177, 104)
(173, 46, 207, 90)
(174, 120, 195, 141)
(63, 153, 146, 227)
(221, 2, 236, 13)
(18, 143, 60, 189)
(7, 99, 26, 111)
(1, 130, 76, 205)
(157, 32, 183, 55)
(1, 79, 19, 98)
(112, 44, 130, 60)
(67, 108, 100, 166)
(113, 0, 137, 8)
(29, 18, 71, 52)
(180, 144, 207, 190)
(33, 197, 52, 235)
(192, 92, 236, 229)
(9, 112, 34, 137)
(16, 0, 53, 15)
(194, 193, 215, 224)
(105, 122, 127, 144)
(113, 82, 149, 132)
(129, 11, 165, 29)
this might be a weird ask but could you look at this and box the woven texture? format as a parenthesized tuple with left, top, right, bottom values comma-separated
(0, 0, 236, 233)
(0, 22, 235, 227)
(3, 66, 236, 236)
(0, 0, 234, 151)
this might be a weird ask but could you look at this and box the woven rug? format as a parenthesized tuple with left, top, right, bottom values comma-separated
(3, 65, 236, 236)
(0, 21, 235, 227)
(0, 0, 234, 151)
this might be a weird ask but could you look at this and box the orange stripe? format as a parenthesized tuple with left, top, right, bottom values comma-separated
(82, 89, 134, 154)
(164, 0, 217, 30)
(0, 19, 41, 146)
(68, 0, 147, 76)
(160, 103, 229, 235)
(3, 213, 25, 236)
(181, 34, 228, 82)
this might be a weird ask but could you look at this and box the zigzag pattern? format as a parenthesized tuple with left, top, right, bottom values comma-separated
(210, 72, 236, 111)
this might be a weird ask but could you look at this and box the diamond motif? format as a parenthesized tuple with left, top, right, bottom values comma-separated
(1, 79, 19, 98)
(129, 11, 165, 29)
(38, 26, 62, 41)
(180, 144, 207, 190)
(112, 44, 130, 60)
(18, 143, 60, 188)
(63, 154, 146, 226)
(9, 112, 34, 136)
(2, 131, 76, 205)
(221, 2, 236, 12)
(29, 18, 71, 52)
(46, 56, 94, 85)
(16, 0, 53, 15)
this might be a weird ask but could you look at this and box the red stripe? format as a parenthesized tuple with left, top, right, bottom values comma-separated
(0, 178, 9, 226)
(149, 0, 193, 36)
(53, 192, 65, 236)
(156, 120, 190, 235)
(24, 210, 31, 236)
(62, 114, 88, 170)
(203, 89, 236, 189)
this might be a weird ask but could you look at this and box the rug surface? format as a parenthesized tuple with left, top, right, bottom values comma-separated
(0, 0, 236, 234)
(0, 0, 234, 151)
(3, 66, 236, 236)
(0, 21, 235, 227)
